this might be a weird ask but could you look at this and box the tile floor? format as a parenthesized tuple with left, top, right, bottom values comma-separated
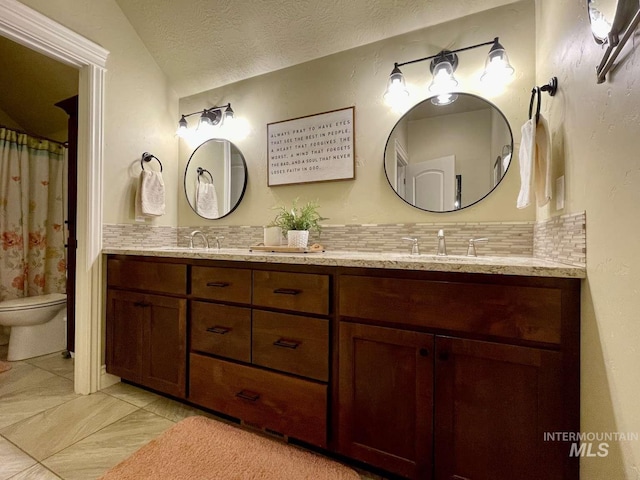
(0, 346, 385, 480)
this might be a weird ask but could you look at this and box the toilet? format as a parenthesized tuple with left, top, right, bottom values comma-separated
(0, 293, 67, 361)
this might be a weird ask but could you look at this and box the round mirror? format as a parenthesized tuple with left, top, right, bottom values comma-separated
(384, 93, 513, 213)
(184, 138, 248, 219)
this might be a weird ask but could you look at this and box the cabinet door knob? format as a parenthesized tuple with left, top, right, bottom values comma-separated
(419, 348, 430, 357)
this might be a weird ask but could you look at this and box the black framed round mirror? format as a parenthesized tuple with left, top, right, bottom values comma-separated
(184, 138, 248, 219)
(384, 93, 513, 213)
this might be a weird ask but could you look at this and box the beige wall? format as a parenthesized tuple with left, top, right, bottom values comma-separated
(536, 1, 640, 478)
(408, 109, 492, 206)
(17, 0, 179, 226)
(178, 1, 536, 226)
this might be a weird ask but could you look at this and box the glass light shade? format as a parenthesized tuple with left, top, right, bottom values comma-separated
(224, 105, 234, 121)
(383, 65, 409, 106)
(480, 41, 515, 84)
(588, 5, 612, 40)
(176, 116, 188, 136)
(428, 60, 458, 94)
(198, 112, 213, 129)
(431, 93, 458, 106)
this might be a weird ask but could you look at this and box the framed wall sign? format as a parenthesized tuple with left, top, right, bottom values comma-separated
(267, 106, 355, 186)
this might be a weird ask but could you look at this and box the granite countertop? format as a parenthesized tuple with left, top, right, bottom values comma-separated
(102, 246, 586, 279)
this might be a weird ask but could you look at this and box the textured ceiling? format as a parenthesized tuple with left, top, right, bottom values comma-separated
(114, 0, 518, 98)
(0, 0, 519, 138)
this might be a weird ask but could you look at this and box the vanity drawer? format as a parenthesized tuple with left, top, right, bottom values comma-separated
(191, 266, 251, 304)
(107, 258, 186, 295)
(252, 310, 329, 382)
(190, 301, 251, 362)
(252, 271, 329, 315)
(339, 275, 562, 344)
(189, 353, 327, 447)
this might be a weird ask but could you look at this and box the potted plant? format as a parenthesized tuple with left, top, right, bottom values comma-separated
(271, 198, 326, 248)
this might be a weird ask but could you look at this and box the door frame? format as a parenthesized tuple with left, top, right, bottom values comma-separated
(0, 0, 108, 394)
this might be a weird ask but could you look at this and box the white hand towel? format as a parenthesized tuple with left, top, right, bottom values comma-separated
(517, 118, 536, 209)
(195, 181, 219, 218)
(534, 114, 552, 207)
(135, 171, 165, 219)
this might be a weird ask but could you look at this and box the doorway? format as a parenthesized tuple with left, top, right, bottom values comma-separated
(0, 35, 79, 355)
(0, 0, 108, 394)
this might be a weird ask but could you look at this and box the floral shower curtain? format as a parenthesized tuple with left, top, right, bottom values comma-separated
(0, 127, 67, 302)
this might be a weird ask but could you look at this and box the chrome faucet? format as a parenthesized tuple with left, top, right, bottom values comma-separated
(466, 238, 489, 257)
(402, 237, 420, 255)
(210, 235, 225, 251)
(436, 229, 447, 256)
(189, 230, 209, 249)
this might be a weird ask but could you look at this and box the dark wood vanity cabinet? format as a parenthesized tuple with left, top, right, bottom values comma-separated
(105, 258, 187, 398)
(434, 336, 566, 480)
(105, 255, 580, 480)
(337, 270, 580, 480)
(338, 322, 434, 479)
(187, 264, 330, 448)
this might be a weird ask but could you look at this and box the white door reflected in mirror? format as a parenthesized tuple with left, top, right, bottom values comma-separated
(384, 93, 513, 213)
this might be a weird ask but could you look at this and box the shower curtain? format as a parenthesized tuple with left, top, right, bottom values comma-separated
(0, 127, 67, 302)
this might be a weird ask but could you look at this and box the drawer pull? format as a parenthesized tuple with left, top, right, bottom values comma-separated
(133, 301, 150, 307)
(273, 288, 301, 295)
(206, 281, 230, 287)
(273, 338, 301, 349)
(235, 390, 260, 402)
(206, 326, 231, 335)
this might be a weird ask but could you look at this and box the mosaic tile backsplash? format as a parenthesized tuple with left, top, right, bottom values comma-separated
(534, 212, 586, 267)
(103, 212, 586, 266)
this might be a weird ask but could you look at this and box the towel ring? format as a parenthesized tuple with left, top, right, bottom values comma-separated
(528, 77, 558, 124)
(141, 152, 163, 172)
(196, 167, 214, 183)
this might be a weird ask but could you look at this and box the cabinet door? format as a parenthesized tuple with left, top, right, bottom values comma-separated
(142, 294, 187, 398)
(105, 290, 144, 383)
(338, 322, 434, 480)
(435, 336, 566, 480)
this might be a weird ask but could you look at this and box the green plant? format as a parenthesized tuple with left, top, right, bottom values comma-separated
(271, 198, 326, 234)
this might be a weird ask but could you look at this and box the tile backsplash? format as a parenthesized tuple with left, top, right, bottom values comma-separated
(103, 212, 586, 267)
(533, 212, 586, 267)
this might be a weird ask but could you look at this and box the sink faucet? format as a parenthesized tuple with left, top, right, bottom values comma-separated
(189, 230, 209, 249)
(466, 238, 489, 257)
(436, 229, 447, 256)
(402, 237, 420, 255)
(210, 235, 225, 251)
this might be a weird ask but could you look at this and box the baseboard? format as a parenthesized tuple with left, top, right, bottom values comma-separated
(100, 364, 120, 390)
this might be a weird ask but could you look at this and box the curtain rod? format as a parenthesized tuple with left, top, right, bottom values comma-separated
(0, 124, 67, 147)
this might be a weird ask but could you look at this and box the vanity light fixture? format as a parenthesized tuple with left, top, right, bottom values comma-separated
(176, 103, 235, 136)
(383, 37, 514, 107)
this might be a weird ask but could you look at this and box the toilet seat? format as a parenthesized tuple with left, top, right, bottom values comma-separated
(0, 293, 66, 312)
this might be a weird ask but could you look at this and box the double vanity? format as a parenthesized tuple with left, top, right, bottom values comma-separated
(103, 247, 582, 480)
